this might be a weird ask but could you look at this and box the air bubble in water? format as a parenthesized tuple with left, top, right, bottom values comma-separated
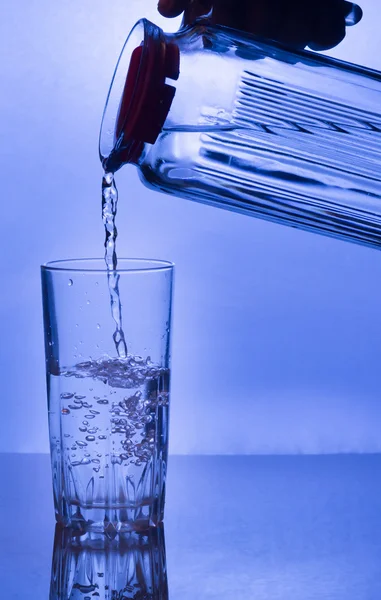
(68, 279, 73, 286)
(85, 414, 96, 419)
(86, 435, 96, 442)
(75, 395, 86, 400)
(76, 441, 87, 448)
(97, 323, 101, 329)
(79, 426, 87, 433)
(98, 435, 107, 440)
(73, 580, 98, 591)
(61, 393, 74, 400)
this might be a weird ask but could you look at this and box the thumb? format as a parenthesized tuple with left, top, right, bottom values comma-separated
(158, 0, 188, 17)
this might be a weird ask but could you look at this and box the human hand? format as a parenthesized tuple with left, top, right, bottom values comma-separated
(157, 0, 362, 50)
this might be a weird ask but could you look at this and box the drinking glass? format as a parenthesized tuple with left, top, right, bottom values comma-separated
(41, 258, 174, 533)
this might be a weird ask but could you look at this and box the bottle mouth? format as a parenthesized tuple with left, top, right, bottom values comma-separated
(99, 19, 180, 173)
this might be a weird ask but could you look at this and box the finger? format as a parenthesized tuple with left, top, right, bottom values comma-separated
(245, 0, 312, 48)
(308, 0, 346, 50)
(344, 1, 363, 26)
(243, 0, 347, 51)
(158, 0, 188, 18)
(275, 0, 314, 49)
(182, 0, 213, 25)
(211, 0, 249, 30)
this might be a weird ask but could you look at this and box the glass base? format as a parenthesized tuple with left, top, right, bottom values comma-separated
(56, 501, 164, 535)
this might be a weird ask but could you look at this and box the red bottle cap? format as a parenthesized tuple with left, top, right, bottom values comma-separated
(114, 32, 180, 165)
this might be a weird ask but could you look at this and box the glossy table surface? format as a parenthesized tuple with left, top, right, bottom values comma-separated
(1, 454, 381, 599)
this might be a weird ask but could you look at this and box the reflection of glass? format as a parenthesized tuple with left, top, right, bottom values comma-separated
(50, 524, 168, 600)
(41, 259, 174, 532)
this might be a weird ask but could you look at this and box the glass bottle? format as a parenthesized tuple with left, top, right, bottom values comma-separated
(100, 17, 381, 249)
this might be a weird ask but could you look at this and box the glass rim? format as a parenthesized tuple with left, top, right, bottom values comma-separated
(41, 258, 174, 274)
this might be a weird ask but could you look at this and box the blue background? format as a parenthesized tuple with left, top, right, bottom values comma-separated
(1, 0, 381, 454)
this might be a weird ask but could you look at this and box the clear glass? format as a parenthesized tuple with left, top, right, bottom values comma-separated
(101, 19, 381, 249)
(50, 524, 168, 599)
(41, 259, 174, 533)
